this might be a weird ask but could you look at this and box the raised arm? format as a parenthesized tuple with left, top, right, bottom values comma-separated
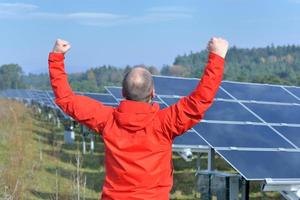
(158, 37, 228, 140)
(48, 39, 113, 134)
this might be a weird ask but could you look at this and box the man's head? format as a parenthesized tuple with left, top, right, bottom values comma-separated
(122, 67, 155, 102)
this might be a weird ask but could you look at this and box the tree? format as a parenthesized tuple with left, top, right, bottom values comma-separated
(0, 64, 26, 89)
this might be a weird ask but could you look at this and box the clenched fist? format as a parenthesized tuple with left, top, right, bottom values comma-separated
(52, 39, 71, 54)
(207, 37, 229, 58)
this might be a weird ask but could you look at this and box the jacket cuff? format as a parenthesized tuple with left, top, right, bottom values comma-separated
(208, 52, 225, 66)
(48, 52, 65, 62)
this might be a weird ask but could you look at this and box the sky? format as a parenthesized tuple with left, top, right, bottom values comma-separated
(0, 0, 300, 74)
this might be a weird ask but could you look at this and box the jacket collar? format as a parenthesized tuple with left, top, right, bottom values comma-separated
(117, 100, 160, 113)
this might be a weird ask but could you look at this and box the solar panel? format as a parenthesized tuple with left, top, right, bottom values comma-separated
(217, 150, 300, 180)
(160, 97, 260, 122)
(105, 87, 123, 99)
(31, 90, 53, 106)
(152, 76, 300, 181)
(193, 123, 293, 148)
(153, 76, 232, 99)
(157, 102, 167, 109)
(173, 130, 208, 146)
(284, 86, 300, 100)
(4, 89, 18, 98)
(272, 126, 300, 148)
(76, 92, 118, 106)
(222, 81, 299, 103)
(17, 89, 31, 99)
(47, 91, 55, 98)
(245, 103, 300, 125)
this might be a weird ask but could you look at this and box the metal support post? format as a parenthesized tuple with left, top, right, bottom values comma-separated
(241, 179, 250, 200)
(90, 133, 94, 155)
(208, 148, 215, 171)
(80, 125, 86, 154)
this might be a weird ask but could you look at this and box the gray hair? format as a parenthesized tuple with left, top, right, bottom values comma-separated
(122, 67, 154, 102)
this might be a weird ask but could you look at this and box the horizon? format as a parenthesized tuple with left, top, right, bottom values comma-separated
(1, 0, 300, 74)
(18, 44, 300, 75)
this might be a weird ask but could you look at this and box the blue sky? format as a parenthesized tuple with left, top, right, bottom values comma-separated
(0, 0, 300, 73)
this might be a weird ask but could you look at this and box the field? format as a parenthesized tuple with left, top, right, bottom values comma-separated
(0, 100, 283, 199)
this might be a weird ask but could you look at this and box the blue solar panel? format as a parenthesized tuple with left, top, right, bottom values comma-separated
(157, 102, 167, 109)
(48, 91, 119, 107)
(47, 91, 55, 98)
(105, 87, 123, 99)
(222, 81, 298, 103)
(18, 90, 31, 99)
(284, 86, 300, 101)
(273, 126, 300, 148)
(173, 130, 208, 146)
(153, 76, 232, 99)
(80, 92, 118, 104)
(4, 89, 18, 98)
(193, 123, 293, 148)
(160, 97, 260, 122)
(217, 150, 300, 180)
(245, 103, 300, 124)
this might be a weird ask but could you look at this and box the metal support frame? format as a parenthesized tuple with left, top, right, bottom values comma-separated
(241, 179, 250, 200)
(262, 179, 300, 200)
(90, 133, 95, 155)
(80, 125, 86, 154)
(208, 148, 215, 171)
(196, 153, 202, 171)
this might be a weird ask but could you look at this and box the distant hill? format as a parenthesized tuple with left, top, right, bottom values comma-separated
(2, 45, 300, 92)
(167, 45, 300, 85)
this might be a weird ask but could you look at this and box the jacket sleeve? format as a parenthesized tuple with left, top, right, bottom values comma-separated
(48, 52, 113, 134)
(157, 53, 224, 140)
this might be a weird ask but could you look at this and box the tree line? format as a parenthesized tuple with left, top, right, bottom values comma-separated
(1, 45, 300, 92)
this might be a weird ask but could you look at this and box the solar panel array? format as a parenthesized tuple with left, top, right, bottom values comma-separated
(0, 89, 119, 113)
(146, 76, 300, 181)
(2, 75, 300, 181)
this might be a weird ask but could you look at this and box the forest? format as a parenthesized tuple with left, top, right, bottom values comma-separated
(1, 45, 300, 92)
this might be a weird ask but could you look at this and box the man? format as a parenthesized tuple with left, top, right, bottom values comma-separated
(48, 37, 228, 200)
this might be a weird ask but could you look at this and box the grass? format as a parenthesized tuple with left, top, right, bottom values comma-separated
(0, 99, 284, 199)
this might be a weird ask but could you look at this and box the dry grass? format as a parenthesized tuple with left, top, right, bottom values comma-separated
(0, 99, 39, 199)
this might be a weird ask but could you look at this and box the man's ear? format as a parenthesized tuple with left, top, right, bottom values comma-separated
(151, 88, 155, 99)
(122, 89, 126, 99)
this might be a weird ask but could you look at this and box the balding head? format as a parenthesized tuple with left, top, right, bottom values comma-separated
(122, 67, 154, 102)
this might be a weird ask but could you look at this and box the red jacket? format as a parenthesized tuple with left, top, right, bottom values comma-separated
(48, 52, 224, 200)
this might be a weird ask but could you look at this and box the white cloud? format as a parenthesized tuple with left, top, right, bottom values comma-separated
(147, 6, 194, 13)
(0, 2, 193, 26)
(0, 3, 38, 18)
(0, 3, 38, 12)
(68, 12, 124, 20)
(289, 0, 300, 3)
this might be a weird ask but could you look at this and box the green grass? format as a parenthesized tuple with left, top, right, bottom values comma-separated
(0, 99, 283, 199)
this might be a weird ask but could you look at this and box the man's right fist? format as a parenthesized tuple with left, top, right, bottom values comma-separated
(207, 37, 229, 59)
(52, 39, 71, 54)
